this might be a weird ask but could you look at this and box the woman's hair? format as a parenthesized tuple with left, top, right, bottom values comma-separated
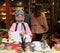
(34, 5, 43, 17)
(15, 10, 24, 17)
(31, 3, 37, 13)
(31, 3, 36, 7)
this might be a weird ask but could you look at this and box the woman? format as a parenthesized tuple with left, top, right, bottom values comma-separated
(30, 5, 48, 41)
(8, 10, 32, 45)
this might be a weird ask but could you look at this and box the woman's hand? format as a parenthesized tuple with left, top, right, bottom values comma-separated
(20, 30, 25, 36)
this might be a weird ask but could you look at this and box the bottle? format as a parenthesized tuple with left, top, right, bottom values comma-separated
(30, 43, 35, 52)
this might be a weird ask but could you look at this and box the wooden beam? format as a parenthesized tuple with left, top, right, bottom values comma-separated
(6, 0, 10, 29)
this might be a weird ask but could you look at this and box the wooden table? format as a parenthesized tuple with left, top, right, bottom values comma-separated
(25, 50, 53, 53)
(0, 50, 17, 53)
(0, 44, 60, 53)
(52, 44, 60, 53)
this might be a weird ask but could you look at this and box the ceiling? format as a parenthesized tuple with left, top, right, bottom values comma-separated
(0, 0, 27, 2)
(0, 0, 28, 7)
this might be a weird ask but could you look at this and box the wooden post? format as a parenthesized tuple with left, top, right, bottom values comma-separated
(5, 0, 10, 29)
(50, 0, 59, 33)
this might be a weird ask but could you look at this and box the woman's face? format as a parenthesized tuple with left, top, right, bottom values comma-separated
(15, 15, 24, 22)
(31, 5, 36, 9)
